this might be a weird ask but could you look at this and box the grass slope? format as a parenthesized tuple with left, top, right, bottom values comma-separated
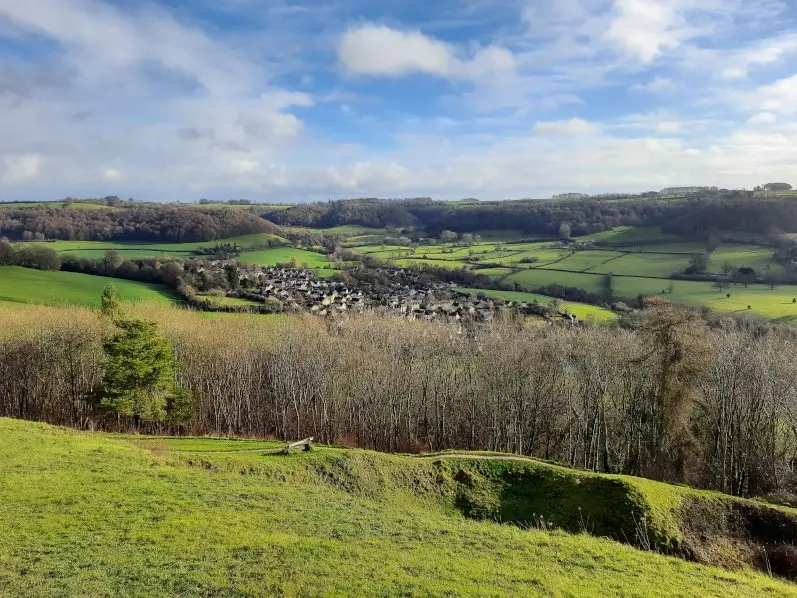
(1, 419, 795, 597)
(238, 247, 330, 268)
(19, 233, 286, 260)
(0, 267, 175, 307)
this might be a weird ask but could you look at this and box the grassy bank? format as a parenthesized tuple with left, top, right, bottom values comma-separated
(1, 419, 795, 596)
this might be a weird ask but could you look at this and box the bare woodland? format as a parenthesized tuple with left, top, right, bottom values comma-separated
(2, 302, 797, 499)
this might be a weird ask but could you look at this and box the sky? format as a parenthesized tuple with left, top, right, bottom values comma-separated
(1, 0, 796, 202)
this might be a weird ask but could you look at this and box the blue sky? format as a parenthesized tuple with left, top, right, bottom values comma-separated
(1, 0, 796, 202)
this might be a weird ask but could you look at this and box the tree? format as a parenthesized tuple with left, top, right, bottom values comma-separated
(600, 273, 614, 301)
(461, 233, 474, 246)
(100, 283, 122, 317)
(720, 261, 735, 279)
(290, 255, 298, 268)
(103, 249, 124, 274)
(100, 316, 185, 425)
(440, 230, 458, 243)
(224, 263, 240, 290)
(559, 222, 572, 239)
(765, 269, 781, 291)
(686, 253, 708, 274)
(735, 267, 756, 286)
(0, 240, 15, 265)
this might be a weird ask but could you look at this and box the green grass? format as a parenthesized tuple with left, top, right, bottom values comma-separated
(538, 250, 626, 272)
(1, 418, 794, 597)
(592, 253, 690, 277)
(578, 226, 682, 245)
(707, 245, 780, 275)
(319, 225, 387, 235)
(19, 234, 287, 260)
(0, 267, 176, 307)
(506, 268, 797, 321)
(238, 247, 329, 268)
(455, 287, 617, 321)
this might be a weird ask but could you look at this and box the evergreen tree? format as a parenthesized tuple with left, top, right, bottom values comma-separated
(100, 316, 190, 425)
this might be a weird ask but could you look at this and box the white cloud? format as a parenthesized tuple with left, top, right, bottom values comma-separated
(747, 112, 777, 125)
(719, 33, 797, 79)
(339, 25, 453, 76)
(338, 24, 515, 79)
(1, 0, 797, 201)
(606, 0, 680, 63)
(749, 75, 797, 115)
(0, 0, 257, 94)
(533, 118, 601, 135)
(630, 76, 675, 93)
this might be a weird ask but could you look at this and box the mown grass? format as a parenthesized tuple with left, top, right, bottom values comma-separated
(1, 418, 795, 597)
(0, 267, 175, 307)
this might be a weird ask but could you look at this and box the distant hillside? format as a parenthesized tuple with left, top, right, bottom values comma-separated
(0, 206, 281, 242)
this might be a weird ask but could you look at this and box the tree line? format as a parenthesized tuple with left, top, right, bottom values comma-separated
(0, 206, 279, 242)
(2, 299, 797, 500)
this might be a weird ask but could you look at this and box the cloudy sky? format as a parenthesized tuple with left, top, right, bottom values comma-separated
(1, 0, 796, 202)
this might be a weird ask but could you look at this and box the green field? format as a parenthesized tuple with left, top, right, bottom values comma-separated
(330, 226, 797, 323)
(238, 247, 330, 268)
(8, 223, 797, 324)
(0, 267, 175, 307)
(19, 233, 286, 260)
(1, 418, 794, 596)
(455, 287, 617, 321)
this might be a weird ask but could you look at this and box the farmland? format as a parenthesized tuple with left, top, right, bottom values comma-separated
(335, 225, 797, 323)
(5, 200, 797, 323)
(18, 233, 286, 260)
(0, 267, 175, 307)
(455, 287, 617, 321)
(1, 418, 795, 597)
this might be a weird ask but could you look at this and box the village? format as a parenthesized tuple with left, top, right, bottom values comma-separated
(225, 265, 579, 323)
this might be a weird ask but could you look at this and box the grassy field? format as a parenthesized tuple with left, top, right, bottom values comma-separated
(455, 287, 617, 321)
(18, 233, 286, 260)
(0, 267, 175, 307)
(7, 222, 797, 324)
(238, 247, 330, 268)
(1, 418, 795, 597)
(332, 225, 797, 323)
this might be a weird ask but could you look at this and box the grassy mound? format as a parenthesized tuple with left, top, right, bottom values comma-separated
(1, 419, 796, 596)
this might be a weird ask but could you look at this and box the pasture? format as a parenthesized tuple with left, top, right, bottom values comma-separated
(238, 247, 330, 268)
(339, 226, 797, 323)
(1, 418, 794, 597)
(16, 233, 286, 260)
(455, 287, 617, 321)
(0, 267, 175, 307)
